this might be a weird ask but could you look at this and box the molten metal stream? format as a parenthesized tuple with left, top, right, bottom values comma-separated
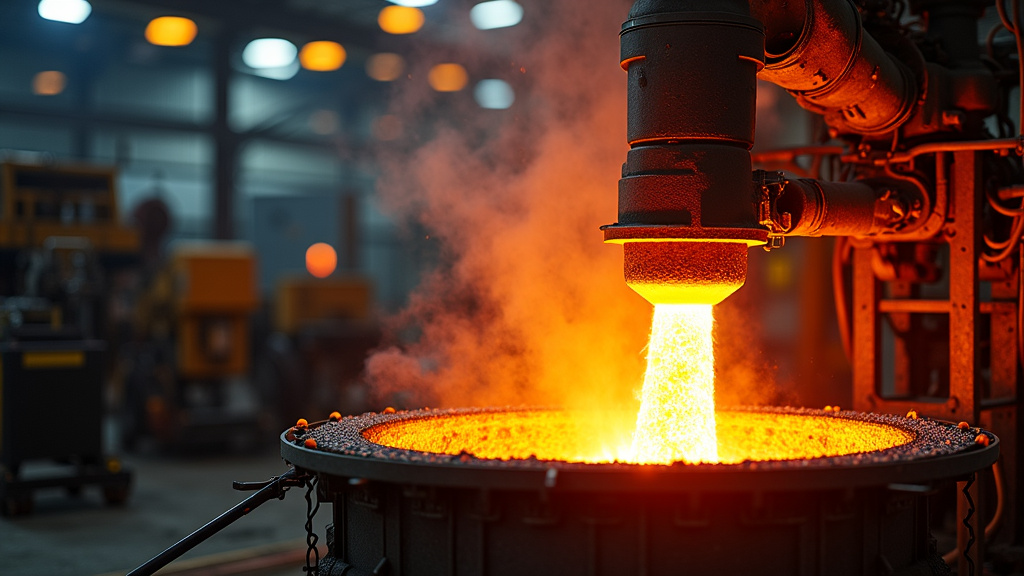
(631, 304, 717, 464)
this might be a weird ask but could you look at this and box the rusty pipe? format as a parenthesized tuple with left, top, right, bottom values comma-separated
(753, 0, 919, 135)
(606, 0, 920, 305)
(604, 0, 768, 305)
(775, 178, 908, 237)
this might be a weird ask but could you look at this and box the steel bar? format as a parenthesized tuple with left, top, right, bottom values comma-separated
(125, 468, 304, 576)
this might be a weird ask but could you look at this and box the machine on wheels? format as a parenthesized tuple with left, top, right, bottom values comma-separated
(0, 161, 138, 515)
(0, 341, 130, 516)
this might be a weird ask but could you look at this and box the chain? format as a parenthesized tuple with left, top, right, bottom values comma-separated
(303, 475, 321, 576)
(961, 473, 976, 576)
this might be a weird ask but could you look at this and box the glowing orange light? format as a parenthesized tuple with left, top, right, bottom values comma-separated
(300, 41, 346, 71)
(630, 304, 718, 463)
(428, 63, 468, 92)
(378, 6, 424, 34)
(144, 16, 197, 47)
(305, 243, 337, 278)
(32, 70, 66, 96)
(366, 53, 406, 82)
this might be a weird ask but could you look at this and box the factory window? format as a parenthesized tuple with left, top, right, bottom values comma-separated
(92, 64, 213, 124)
(0, 120, 75, 157)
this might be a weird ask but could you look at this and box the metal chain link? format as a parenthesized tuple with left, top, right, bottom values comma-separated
(303, 475, 321, 576)
(961, 473, 976, 576)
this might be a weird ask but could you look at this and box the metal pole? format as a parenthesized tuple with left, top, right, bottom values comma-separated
(126, 468, 305, 576)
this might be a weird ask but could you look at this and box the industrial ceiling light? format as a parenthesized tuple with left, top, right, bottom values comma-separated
(365, 53, 405, 82)
(474, 78, 514, 109)
(428, 63, 468, 92)
(32, 71, 66, 96)
(299, 41, 346, 71)
(469, 0, 523, 30)
(386, 0, 438, 6)
(37, 0, 92, 24)
(249, 62, 300, 81)
(242, 38, 298, 69)
(378, 6, 424, 35)
(145, 16, 197, 47)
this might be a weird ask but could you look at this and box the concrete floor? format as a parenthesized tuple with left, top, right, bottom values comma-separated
(0, 446, 320, 576)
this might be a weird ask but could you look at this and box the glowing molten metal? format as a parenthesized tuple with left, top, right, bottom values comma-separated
(631, 304, 717, 464)
(361, 409, 914, 463)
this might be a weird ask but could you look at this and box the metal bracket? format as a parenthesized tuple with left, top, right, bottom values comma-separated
(755, 169, 791, 250)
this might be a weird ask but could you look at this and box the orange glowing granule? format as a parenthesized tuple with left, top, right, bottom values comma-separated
(304, 438, 318, 449)
(296, 418, 309, 428)
(906, 410, 918, 420)
(958, 421, 970, 430)
(329, 411, 342, 422)
(383, 407, 396, 414)
(630, 304, 718, 464)
(975, 434, 990, 447)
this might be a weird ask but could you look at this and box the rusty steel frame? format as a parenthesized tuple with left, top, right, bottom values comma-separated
(852, 150, 1024, 558)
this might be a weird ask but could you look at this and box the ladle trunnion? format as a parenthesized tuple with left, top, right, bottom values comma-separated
(282, 407, 998, 576)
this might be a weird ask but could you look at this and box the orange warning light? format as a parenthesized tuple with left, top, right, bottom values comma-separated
(305, 242, 337, 278)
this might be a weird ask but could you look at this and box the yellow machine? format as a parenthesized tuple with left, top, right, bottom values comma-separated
(144, 243, 259, 378)
(259, 275, 378, 424)
(274, 275, 372, 335)
(0, 162, 137, 255)
(0, 161, 137, 515)
(127, 242, 261, 447)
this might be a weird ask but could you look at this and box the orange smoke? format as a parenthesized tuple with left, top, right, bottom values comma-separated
(365, 0, 649, 418)
(363, 0, 776, 433)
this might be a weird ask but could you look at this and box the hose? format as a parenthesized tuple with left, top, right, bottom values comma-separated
(941, 461, 1005, 565)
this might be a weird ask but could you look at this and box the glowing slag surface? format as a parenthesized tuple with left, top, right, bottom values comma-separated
(630, 304, 718, 464)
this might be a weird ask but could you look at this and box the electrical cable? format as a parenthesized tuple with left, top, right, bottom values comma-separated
(981, 0, 1024, 263)
(832, 237, 853, 361)
(942, 462, 1005, 565)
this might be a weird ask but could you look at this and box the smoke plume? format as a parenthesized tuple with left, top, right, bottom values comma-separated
(365, 0, 776, 415)
(364, 0, 650, 412)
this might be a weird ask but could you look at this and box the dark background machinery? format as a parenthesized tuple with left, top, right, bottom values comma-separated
(0, 161, 135, 515)
(602, 0, 1024, 571)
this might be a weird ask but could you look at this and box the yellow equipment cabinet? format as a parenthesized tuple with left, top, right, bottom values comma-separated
(127, 242, 261, 448)
(170, 243, 259, 379)
(0, 162, 138, 254)
(274, 275, 372, 335)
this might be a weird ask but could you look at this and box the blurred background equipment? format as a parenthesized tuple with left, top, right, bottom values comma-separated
(259, 274, 379, 424)
(0, 161, 136, 516)
(123, 241, 262, 449)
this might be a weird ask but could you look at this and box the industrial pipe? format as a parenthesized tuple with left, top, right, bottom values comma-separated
(753, 0, 918, 135)
(775, 178, 909, 237)
(606, 0, 921, 305)
(604, 0, 769, 305)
